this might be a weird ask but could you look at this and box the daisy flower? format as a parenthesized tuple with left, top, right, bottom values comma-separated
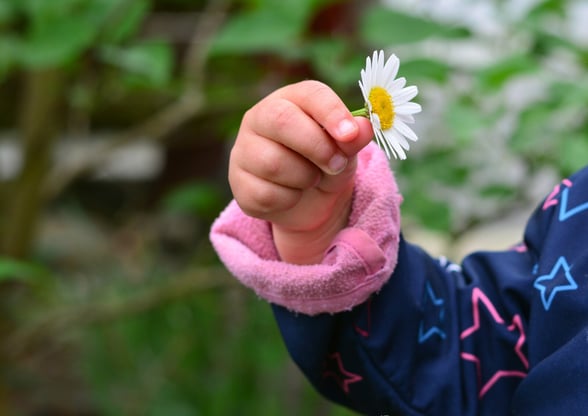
(352, 50, 422, 160)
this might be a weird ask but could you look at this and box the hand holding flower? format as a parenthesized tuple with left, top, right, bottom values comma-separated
(228, 51, 420, 264)
(229, 80, 374, 264)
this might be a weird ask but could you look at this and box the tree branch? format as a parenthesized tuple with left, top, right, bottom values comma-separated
(44, 0, 231, 199)
(1, 68, 66, 257)
(6, 266, 237, 356)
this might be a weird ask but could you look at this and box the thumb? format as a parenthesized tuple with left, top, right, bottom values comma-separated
(315, 116, 373, 193)
(336, 116, 374, 157)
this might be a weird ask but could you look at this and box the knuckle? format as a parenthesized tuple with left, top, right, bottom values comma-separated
(251, 186, 299, 217)
(253, 186, 280, 213)
(301, 169, 322, 189)
(302, 80, 329, 97)
(260, 153, 283, 178)
(272, 99, 297, 133)
(304, 80, 336, 108)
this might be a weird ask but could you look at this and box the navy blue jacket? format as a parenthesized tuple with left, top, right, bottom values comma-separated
(272, 166, 588, 415)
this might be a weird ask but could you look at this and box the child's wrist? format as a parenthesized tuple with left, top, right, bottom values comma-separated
(272, 192, 353, 265)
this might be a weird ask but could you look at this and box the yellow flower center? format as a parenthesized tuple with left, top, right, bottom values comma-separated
(368, 86, 395, 130)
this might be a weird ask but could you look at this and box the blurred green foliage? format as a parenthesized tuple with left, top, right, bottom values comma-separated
(0, 0, 587, 414)
(0, 0, 167, 84)
(161, 182, 225, 220)
(0, 257, 51, 282)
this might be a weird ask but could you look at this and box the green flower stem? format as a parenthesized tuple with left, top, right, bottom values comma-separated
(351, 107, 369, 117)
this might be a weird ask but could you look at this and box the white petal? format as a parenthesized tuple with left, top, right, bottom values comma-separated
(367, 52, 375, 86)
(379, 127, 409, 159)
(388, 76, 406, 92)
(395, 102, 422, 115)
(389, 128, 410, 150)
(363, 58, 372, 89)
(390, 137, 407, 159)
(393, 86, 418, 104)
(383, 53, 399, 83)
(372, 50, 382, 87)
(394, 119, 418, 142)
(370, 112, 381, 130)
(375, 50, 384, 68)
(359, 69, 367, 88)
(358, 80, 368, 103)
(374, 130, 392, 159)
(396, 113, 415, 124)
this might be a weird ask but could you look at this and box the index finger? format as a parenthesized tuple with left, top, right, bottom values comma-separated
(276, 80, 359, 144)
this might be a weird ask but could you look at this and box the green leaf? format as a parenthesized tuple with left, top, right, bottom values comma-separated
(211, 9, 303, 55)
(559, 136, 588, 176)
(360, 5, 469, 46)
(20, 16, 98, 68)
(480, 184, 517, 199)
(161, 183, 225, 219)
(401, 58, 452, 83)
(99, 41, 173, 86)
(102, 0, 150, 44)
(510, 104, 553, 154)
(210, 0, 336, 56)
(0, 257, 50, 282)
(535, 29, 583, 55)
(404, 191, 452, 231)
(305, 38, 364, 88)
(476, 54, 538, 89)
(444, 100, 487, 146)
(0, 0, 18, 26)
(0, 35, 20, 79)
(15, 0, 128, 68)
(527, 0, 566, 19)
(20, 0, 74, 18)
(252, 0, 329, 20)
(21, 0, 119, 20)
(557, 80, 588, 107)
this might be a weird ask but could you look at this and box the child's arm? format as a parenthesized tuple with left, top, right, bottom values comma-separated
(271, 167, 588, 414)
(211, 81, 588, 414)
(215, 166, 588, 414)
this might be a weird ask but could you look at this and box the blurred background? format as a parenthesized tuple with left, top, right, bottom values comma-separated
(0, 0, 586, 414)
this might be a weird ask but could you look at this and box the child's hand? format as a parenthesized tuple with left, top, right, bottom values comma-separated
(229, 80, 374, 264)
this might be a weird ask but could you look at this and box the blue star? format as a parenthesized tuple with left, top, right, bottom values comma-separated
(533, 256, 577, 311)
(418, 281, 446, 343)
(559, 187, 588, 221)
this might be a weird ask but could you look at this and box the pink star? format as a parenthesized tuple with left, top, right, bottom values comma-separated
(460, 288, 529, 398)
(322, 352, 363, 394)
(354, 298, 372, 337)
(511, 243, 527, 253)
(542, 178, 572, 210)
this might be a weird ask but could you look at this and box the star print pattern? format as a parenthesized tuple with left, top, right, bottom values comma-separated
(542, 178, 572, 211)
(354, 298, 372, 337)
(322, 352, 363, 394)
(558, 185, 588, 221)
(418, 281, 446, 343)
(541, 178, 588, 222)
(533, 256, 578, 311)
(460, 288, 528, 398)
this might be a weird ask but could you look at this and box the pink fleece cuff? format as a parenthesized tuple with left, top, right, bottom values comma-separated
(209, 142, 402, 315)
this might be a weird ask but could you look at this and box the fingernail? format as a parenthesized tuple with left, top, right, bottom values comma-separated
(328, 154, 348, 175)
(337, 119, 356, 139)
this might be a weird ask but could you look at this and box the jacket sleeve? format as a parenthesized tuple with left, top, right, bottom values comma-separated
(210, 144, 588, 414)
(272, 167, 588, 415)
(209, 142, 403, 315)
